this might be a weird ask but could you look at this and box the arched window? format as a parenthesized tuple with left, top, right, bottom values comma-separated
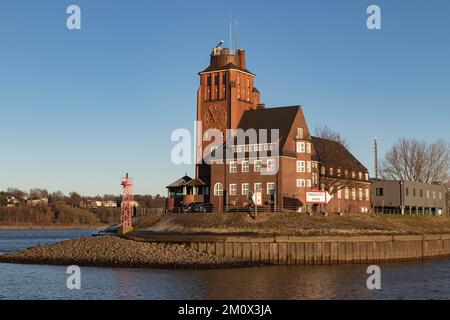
(214, 183, 223, 196)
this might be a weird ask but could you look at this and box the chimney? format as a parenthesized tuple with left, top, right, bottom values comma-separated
(237, 49, 246, 69)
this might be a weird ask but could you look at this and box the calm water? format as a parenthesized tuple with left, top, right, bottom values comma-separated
(0, 229, 449, 300)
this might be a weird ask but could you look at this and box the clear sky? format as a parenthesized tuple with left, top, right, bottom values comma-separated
(0, 0, 449, 196)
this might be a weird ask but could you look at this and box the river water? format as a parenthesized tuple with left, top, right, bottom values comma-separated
(0, 229, 449, 300)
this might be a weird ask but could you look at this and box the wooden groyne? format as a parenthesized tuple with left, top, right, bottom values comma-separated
(125, 232, 450, 265)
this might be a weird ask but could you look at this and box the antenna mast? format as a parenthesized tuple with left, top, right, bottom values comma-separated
(374, 136, 379, 179)
(235, 20, 239, 50)
(229, 10, 232, 50)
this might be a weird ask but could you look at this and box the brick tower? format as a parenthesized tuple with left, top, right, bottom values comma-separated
(196, 46, 261, 183)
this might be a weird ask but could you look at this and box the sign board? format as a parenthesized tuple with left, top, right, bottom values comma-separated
(252, 189, 263, 206)
(306, 191, 333, 204)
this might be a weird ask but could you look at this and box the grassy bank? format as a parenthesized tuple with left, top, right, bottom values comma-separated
(135, 212, 450, 236)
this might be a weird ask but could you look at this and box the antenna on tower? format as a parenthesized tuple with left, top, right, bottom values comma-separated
(374, 135, 379, 180)
(235, 20, 239, 50)
(229, 10, 232, 50)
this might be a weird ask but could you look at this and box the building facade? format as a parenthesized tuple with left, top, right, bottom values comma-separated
(167, 45, 371, 213)
(372, 180, 447, 215)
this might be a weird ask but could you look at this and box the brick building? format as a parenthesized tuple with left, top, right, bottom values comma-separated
(166, 45, 371, 213)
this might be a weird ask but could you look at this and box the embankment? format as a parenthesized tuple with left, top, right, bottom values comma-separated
(125, 232, 450, 265)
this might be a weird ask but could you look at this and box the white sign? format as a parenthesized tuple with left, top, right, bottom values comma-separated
(306, 191, 333, 204)
(252, 189, 263, 206)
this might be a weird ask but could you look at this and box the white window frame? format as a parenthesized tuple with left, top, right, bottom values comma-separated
(296, 160, 305, 173)
(254, 160, 262, 172)
(229, 161, 237, 173)
(242, 161, 249, 173)
(229, 184, 237, 196)
(267, 159, 275, 172)
(254, 183, 262, 192)
(267, 182, 275, 195)
(296, 141, 305, 153)
(296, 179, 306, 188)
(214, 183, 223, 196)
(242, 183, 249, 196)
(296, 127, 304, 139)
(359, 188, 363, 201)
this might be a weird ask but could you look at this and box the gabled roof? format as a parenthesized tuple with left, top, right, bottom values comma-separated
(237, 105, 300, 150)
(166, 175, 192, 188)
(184, 178, 206, 187)
(199, 63, 255, 75)
(311, 137, 368, 172)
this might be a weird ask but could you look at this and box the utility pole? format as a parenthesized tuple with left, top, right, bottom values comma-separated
(374, 136, 379, 179)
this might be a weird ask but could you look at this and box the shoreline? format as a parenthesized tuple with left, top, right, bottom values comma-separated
(0, 225, 105, 230)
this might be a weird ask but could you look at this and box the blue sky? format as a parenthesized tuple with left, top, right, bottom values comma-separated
(0, 0, 449, 196)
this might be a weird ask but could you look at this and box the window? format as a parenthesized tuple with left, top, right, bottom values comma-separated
(267, 159, 276, 172)
(229, 161, 237, 173)
(307, 179, 312, 188)
(352, 171, 356, 179)
(254, 183, 262, 192)
(207, 76, 211, 86)
(267, 183, 275, 195)
(365, 189, 370, 201)
(352, 188, 356, 201)
(242, 183, 249, 196)
(222, 74, 227, 84)
(405, 188, 409, 196)
(426, 190, 430, 199)
(307, 161, 311, 173)
(439, 192, 442, 200)
(242, 161, 249, 173)
(359, 188, 363, 201)
(329, 168, 334, 176)
(229, 184, 237, 196)
(337, 189, 342, 199)
(345, 170, 348, 178)
(337, 169, 342, 177)
(420, 189, 423, 197)
(246, 79, 250, 88)
(312, 173, 318, 184)
(413, 188, 416, 197)
(365, 173, 369, 181)
(306, 142, 311, 154)
(254, 160, 262, 172)
(296, 141, 305, 153)
(358, 172, 362, 180)
(433, 191, 436, 199)
(237, 76, 240, 85)
(345, 187, 349, 200)
(320, 183, 325, 191)
(296, 179, 306, 188)
(297, 160, 305, 173)
(296, 128, 303, 139)
(376, 188, 384, 196)
(214, 183, 223, 196)
(321, 167, 326, 175)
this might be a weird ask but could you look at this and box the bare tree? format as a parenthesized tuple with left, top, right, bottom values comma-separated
(29, 188, 49, 200)
(380, 138, 449, 184)
(314, 125, 349, 149)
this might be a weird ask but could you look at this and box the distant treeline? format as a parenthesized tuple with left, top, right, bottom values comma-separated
(0, 204, 120, 226)
(0, 187, 166, 208)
